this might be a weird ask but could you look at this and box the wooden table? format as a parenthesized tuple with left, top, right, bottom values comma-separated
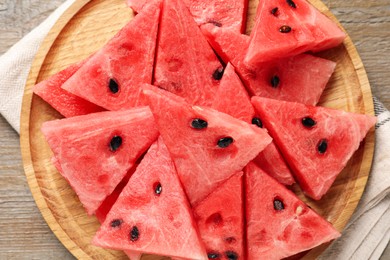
(0, 0, 389, 259)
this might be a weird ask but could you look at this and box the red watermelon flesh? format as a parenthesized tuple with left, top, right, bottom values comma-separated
(62, 1, 161, 111)
(253, 142, 295, 186)
(211, 63, 254, 122)
(274, 0, 346, 53)
(52, 157, 142, 260)
(245, 0, 345, 65)
(193, 172, 244, 260)
(41, 108, 159, 214)
(211, 64, 294, 185)
(127, 0, 247, 33)
(142, 86, 272, 205)
(153, 0, 223, 107)
(95, 167, 135, 224)
(93, 138, 207, 259)
(33, 60, 105, 117)
(245, 162, 340, 259)
(201, 24, 336, 106)
(251, 97, 376, 200)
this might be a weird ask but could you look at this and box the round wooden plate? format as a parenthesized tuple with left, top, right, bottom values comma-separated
(20, 0, 375, 259)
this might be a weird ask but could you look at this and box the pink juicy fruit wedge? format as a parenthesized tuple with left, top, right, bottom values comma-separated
(127, 0, 247, 32)
(211, 63, 254, 122)
(62, 1, 161, 111)
(211, 64, 294, 185)
(95, 166, 136, 224)
(251, 97, 376, 200)
(93, 138, 207, 259)
(33, 60, 105, 117)
(245, 0, 345, 65)
(41, 108, 159, 214)
(245, 162, 340, 259)
(201, 24, 336, 106)
(193, 172, 244, 259)
(153, 0, 223, 107)
(142, 85, 272, 205)
(253, 142, 295, 186)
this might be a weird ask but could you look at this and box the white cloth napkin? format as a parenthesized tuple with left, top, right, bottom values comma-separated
(0, 0, 75, 133)
(0, 1, 389, 259)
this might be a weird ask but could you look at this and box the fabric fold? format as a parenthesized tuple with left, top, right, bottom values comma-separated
(0, 0, 75, 133)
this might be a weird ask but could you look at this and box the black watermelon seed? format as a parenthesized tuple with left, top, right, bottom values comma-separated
(191, 118, 208, 129)
(271, 7, 279, 16)
(225, 251, 239, 260)
(217, 137, 234, 148)
(317, 139, 328, 154)
(109, 136, 122, 152)
(109, 78, 119, 94)
(207, 252, 221, 259)
(286, 0, 297, 8)
(279, 25, 292, 33)
(273, 198, 285, 211)
(252, 117, 263, 128)
(207, 212, 223, 225)
(208, 20, 222, 27)
(129, 226, 139, 241)
(110, 219, 123, 228)
(225, 236, 237, 243)
(270, 75, 280, 88)
(212, 67, 225, 80)
(154, 182, 162, 196)
(302, 117, 316, 128)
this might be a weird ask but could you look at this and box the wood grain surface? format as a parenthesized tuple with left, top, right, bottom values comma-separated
(0, 0, 389, 259)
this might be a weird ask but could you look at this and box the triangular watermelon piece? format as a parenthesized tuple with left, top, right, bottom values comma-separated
(62, 2, 161, 111)
(251, 97, 376, 199)
(253, 141, 295, 186)
(245, 0, 345, 65)
(211, 64, 294, 185)
(245, 162, 340, 259)
(127, 0, 247, 33)
(211, 63, 254, 122)
(93, 138, 207, 259)
(193, 172, 244, 259)
(201, 24, 336, 106)
(33, 60, 105, 117)
(95, 167, 136, 224)
(142, 85, 272, 205)
(41, 108, 159, 214)
(153, 0, 223, 107)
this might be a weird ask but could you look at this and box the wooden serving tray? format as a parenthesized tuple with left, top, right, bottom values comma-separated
(20, 0, 375, 259)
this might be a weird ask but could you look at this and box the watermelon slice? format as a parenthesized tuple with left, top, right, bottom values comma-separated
(251, 97, 376, 200)
(193, 172, 244, 260)
(41, 108, 159, 214)
(33, 61, 105, 117)
(245, 162, 340, 259)
(95, 167, 136, 224)
(245, 0, 345, 65)
(127, 0, 247, 33)
(93, 138, 207, 259)
(211, 63, 294, 185)
(62, 1, 161, 111)
(153, 0, 223, 107)
(211, 63, 253, 122)
(254, 143, 295, 186)
(142, 85, 272, 205)
(201, 24, 336, 106)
